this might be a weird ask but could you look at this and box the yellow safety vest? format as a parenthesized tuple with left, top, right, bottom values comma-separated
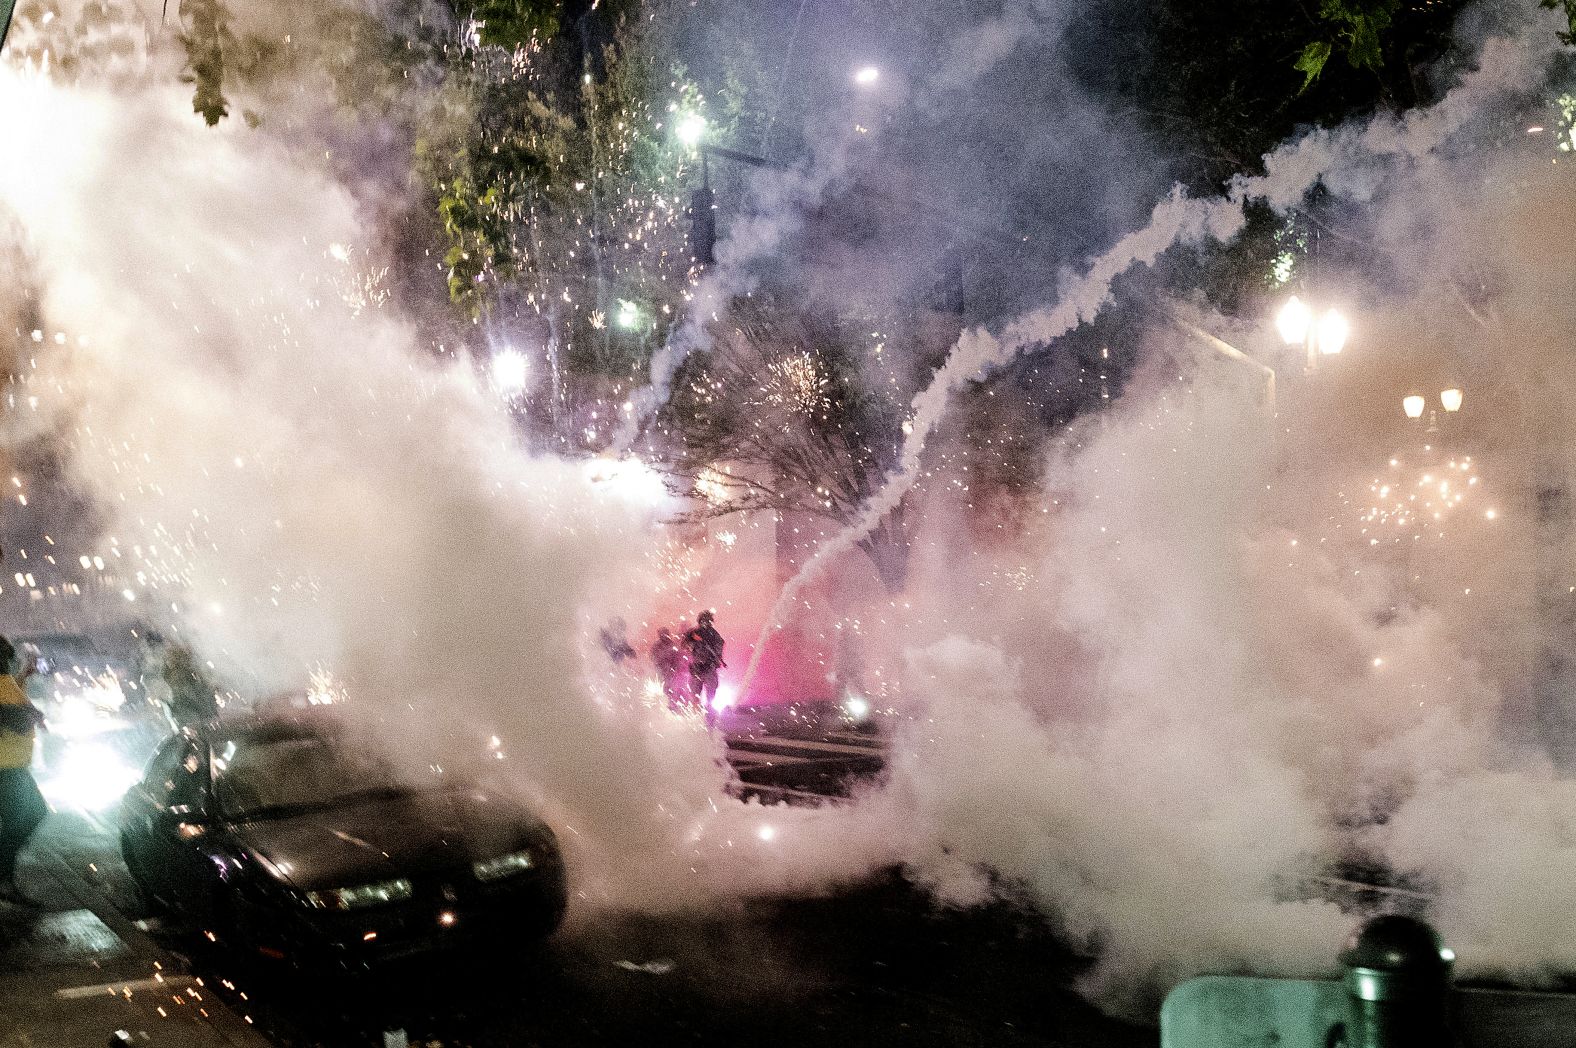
(0, 674, 35, 770)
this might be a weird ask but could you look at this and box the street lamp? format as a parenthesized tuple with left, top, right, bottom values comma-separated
(1402, 389, 1464, 419)
(1276, 296, 1312, 346)
(853, 65, 881, 86)
(616, 299, 642, 330)
(1276, 295, 1349, 367)
(1315, 308, 1349, 356)
(676, 112, 707, 148)
(491, 349, 528, 395)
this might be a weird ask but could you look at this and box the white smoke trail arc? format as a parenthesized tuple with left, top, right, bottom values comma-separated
(739, 189, 1247, 690)
(738, 21, 1562, 695)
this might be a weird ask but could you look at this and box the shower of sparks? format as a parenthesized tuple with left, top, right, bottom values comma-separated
(647, 538, 703, 595)
(1341, 456, 1493, 545)
(759, 352, 831, 423)
(306, 667, 348, 705)
(695, 465, 732, 506)
(326, 243, 390, 317)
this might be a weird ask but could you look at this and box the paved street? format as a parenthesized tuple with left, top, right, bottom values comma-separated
(724, 715, 886, 803)
(0, 810, 270, 1048)
(1, 726, 1153, 1048)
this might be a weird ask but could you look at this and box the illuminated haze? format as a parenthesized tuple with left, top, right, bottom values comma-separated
(2, 0, 1576, 1017)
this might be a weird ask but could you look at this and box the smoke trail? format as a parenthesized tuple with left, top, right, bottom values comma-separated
(739, 18, 1562, 694)
(738, 189, 1243, 687)
(613, 152, 852, 452)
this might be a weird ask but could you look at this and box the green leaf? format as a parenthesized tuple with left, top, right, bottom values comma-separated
(1540, 0, 1576, 45)
(1347, 15, 1386, 71)
(1294, 41, 1333, 92)
(467, 0, 558, 49)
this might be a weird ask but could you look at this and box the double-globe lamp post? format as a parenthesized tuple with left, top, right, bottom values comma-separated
(1403, 388, 1463, 420)
(1276, 295, 1350, 370)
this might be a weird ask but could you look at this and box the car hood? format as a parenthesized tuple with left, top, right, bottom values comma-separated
(230, 789, 547, 891)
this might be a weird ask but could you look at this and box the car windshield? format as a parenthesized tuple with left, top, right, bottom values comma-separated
(212, 731, 442, 819)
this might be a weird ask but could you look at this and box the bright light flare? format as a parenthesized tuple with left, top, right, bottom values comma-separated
(853, 65, 881, 85)
(1402, 395, 1426, 419)
(843, 694, 871, 722)
(491, 349, 529, 394)
(586, 455, 668, 507)
(695, 466, 731, 506)
(1276, 296, 1312, 345)
(676, 112, 707, 147)
(46, 678, 129, 738)
(709, 683, 739, 712)
(616, 299, 641, 330)
(1315, 308, 1348, 355)
(40, 741, 141, 812)
(306, 668, 347, 706)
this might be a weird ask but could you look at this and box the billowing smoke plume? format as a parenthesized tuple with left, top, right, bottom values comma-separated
(0, 14, 898, 913)
(4, 0, 1576, 1019)
(743, 10, 1563, 691)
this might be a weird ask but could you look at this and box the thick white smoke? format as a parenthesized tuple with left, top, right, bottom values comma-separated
(844, 7, 1576, 1006)
(0, 36, 899, 914)
(6, 0, 1576, 1021)
(741, 9, 1565, 691)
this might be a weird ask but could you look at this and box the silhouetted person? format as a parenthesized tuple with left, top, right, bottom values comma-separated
(683, 611, 725, 723)
(0, 634, 48, 907)
(599, 617, 637, 665)
(650, 627, 687, 711)
(139, 632, 219, 731)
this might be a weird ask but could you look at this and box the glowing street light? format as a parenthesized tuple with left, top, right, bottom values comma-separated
(1276, 295, 1313, 346)
(1402, 395, 1427, 420)
(491, 349, 528, 394)
(1440, 388, 1464, 413)
(853, 65, 881, 86)
(616, 299, 642, 330)
(1315, 308, 1348, 355)
(1276, 295, 1349, 368)
(676, 112, 707, 148)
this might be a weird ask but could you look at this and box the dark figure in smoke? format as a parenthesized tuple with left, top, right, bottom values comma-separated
(0, 635, 48, 907)
(683, 611, 725, 725)
(650, 626, 688, 711)
(142, 632, 218, 730)
(599, 617, 637, 665)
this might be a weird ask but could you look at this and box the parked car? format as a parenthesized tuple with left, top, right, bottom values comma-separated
(120, 710, 567, 968)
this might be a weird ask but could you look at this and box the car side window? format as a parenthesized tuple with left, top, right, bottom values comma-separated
(143, 737, 207, 812)
(170, 745, 207, 811)
(142, 737, 187, 798)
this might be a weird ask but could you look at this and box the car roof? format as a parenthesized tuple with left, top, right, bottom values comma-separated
(194, 707, 347, 746)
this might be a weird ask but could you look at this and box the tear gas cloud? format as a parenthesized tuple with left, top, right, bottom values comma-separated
(3, 0, 1576, 1018)
(0, 7, 897, 912)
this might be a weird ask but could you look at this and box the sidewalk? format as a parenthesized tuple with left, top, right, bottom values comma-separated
(0, 809, 272, 1048)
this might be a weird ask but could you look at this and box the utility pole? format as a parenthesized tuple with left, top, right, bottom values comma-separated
(688, 153, 716, 267)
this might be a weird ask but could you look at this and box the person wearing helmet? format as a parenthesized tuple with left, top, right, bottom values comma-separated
(683, 611, 725, 723)
(650, 626, 687, 711)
